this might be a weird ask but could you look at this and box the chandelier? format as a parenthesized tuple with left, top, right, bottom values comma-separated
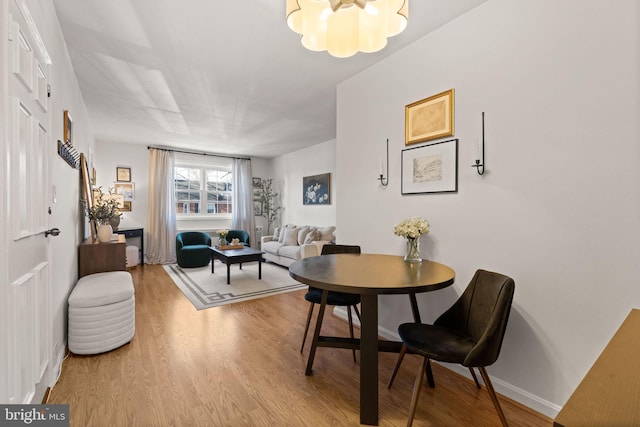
(286, 0, 409, 58)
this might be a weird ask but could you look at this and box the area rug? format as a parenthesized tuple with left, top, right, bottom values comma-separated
(163, 261, 307, 310)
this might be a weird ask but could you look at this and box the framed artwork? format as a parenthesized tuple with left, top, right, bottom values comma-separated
(63, 110, 73, 143)
(253, 201, 263, 216)
(253, 188, 262, 201)
(252, 177, 262, 188)
(120, 201, 132, 212)
(80, 153, 96, 241)
(116, 166, 131, 182)
(405, 89, 454, 145)
(303, 173, 330, 205)
(401, 139, 458, 195)
(114, 182, 135, 201)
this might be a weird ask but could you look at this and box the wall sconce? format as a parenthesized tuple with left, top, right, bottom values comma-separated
(378, 138, 389, 186)
(472, 112, 485, 175)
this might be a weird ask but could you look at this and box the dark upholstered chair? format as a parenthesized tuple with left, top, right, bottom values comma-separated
(226, 229, 250, 246)
(176, 231, 212, 268)
(301, 244, 362, 362)
(387, 269, 515, 427)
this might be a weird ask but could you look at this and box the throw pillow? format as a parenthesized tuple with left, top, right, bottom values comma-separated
(278, 226, 287, 243)
(283, 227, 299, 246)
(317, 226, 336, 242)
(297, 226, 311, 245)
(273, 226, 281, 240)
(304, 229, 319, 244)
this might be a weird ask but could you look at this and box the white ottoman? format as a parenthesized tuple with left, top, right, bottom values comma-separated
(68, 271, 135, 355)
(126, 245, 139, 267)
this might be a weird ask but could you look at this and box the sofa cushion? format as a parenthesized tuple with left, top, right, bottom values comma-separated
(278, 245, 302, 260)
(273, 226, 281, 240)
(283, 227, 299, 246)
(297, 226, 311, 245)
(304, 229, 319, 244)
(263, 241, 283, 255)
(317, 226, 336, 242)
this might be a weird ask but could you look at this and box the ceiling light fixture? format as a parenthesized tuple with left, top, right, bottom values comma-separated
(286, 0, 409, 58)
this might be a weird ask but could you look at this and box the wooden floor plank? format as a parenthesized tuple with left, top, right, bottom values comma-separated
(49, 264, 552, 426)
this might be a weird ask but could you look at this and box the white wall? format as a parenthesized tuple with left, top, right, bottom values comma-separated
(336, 0, 640, 417)
(270, 139, 337, 232)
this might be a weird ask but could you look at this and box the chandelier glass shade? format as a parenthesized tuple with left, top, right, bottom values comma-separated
(286, 0, 409, 58)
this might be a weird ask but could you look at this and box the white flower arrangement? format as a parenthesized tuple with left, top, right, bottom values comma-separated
(217, 229, 229, 238)
(393, 217, 430, 239)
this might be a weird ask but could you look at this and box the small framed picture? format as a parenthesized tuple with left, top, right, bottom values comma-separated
(401, 139, 458, 194)
(252, 177, 262, 188)
(116, 166, 131, 182)
(63, 110, 73, 143)
(253, 201, 263, 216)
(120, 201, 132, 212)
(114, 182, 135, 201)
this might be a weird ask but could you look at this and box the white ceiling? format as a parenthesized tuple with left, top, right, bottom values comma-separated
(52, 0, 485, 158)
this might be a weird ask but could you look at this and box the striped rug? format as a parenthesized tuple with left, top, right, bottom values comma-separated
(163, 261, 307, 310)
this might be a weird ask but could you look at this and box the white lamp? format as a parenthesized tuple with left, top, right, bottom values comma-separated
(286, 0, 409, 58)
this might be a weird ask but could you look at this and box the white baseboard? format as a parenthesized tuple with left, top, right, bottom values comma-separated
(332, 307, 560, 419)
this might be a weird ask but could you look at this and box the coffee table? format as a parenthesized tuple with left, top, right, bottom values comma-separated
(209, 246, 265, 284)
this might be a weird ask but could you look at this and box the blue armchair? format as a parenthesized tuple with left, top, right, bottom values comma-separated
(176, 231, 212, 268)
(226, 229, 250, 247)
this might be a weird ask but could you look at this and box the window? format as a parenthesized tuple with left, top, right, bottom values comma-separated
(175, 165, 232, 216)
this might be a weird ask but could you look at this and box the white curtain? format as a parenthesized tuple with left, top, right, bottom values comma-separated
(146, 148, 177, 264)
(232, 158, 256, 248)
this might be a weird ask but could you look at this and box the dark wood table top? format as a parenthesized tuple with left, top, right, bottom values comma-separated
(209, 246, 264, 257)
(289, 253, 455, 295)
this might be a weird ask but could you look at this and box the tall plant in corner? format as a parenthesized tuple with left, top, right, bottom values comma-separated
(259, 178, 282, 235)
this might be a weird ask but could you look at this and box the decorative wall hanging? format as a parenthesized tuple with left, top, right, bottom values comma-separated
(405, 89, 455, 145)
(120, 201, 132, 212)
(116, 166, 131, 182)
(303, 173, 331, 205)
(63, 110, 72, 143)
(401, 139, 458, 194)
(114, 182, 135, 201)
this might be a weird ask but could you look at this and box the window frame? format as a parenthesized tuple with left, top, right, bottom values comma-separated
(174, 158, 233, 220)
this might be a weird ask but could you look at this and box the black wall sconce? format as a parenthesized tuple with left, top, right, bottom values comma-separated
(472, 112, 485, 175)
(378, 138, 389, 186)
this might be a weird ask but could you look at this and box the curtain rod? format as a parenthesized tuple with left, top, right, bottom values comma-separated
(147, 145, 250, 161)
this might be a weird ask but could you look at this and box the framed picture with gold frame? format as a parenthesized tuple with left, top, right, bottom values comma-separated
(405, 89, 454, 145)
(120, 201, 132, 212)
(63, 110, 73, 143)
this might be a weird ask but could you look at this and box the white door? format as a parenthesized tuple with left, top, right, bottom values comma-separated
(3, 0, 54, 404)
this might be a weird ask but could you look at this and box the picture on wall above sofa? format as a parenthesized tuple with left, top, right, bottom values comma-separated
(303, 173, 330, 205)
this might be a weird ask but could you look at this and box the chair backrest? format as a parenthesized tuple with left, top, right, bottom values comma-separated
(321, 244, 361, 255)
(434, 269, 515, 367)
(176, 231, 211, 247)
(227, 229, 250, 246)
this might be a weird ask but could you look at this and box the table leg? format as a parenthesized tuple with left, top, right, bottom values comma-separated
(305, 290, 328, 376)
(226, 263, 231, 285)
(360, 294, 379, 425)
(409, 293, 435, 388)
(239, 263, 242, 270)
(211, 255, 215, 274)
(258, 259, 262, 280)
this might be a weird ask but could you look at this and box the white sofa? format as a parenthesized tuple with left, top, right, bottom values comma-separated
(261, 224, 335, 267)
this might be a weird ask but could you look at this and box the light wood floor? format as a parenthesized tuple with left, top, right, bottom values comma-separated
(49, 264, 552, 426)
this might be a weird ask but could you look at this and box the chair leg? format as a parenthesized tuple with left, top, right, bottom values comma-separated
(300, 303, 315, 353)
(406, 357, 428, 427)
(353, 304, 361, 323)
(478, 367, 509, 427)
(469, 367, 481, 388)
(347, 306, 357, 362)
(387, 344, 408, 389)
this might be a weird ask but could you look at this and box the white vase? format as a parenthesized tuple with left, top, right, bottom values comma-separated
(97, 224, 113, 243)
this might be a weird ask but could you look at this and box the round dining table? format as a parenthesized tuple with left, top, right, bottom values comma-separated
(289, 253, 455, 426)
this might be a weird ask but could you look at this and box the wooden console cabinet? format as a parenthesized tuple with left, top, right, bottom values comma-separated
(78, 234, 126, 278)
